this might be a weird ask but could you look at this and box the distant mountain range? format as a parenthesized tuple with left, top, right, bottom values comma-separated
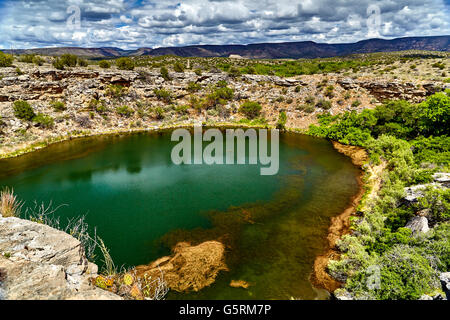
(4, 36, 450, 60)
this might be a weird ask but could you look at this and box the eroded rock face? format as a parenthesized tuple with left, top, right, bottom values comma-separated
(0, 216, 121, 300)
(135, 241, 228, 292)
(337, 78, 438, 102)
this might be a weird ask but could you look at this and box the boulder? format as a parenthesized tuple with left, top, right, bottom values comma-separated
(404, 183, 439, 203)
(405, 216, 430, 234)
(0, 216, 121, 300)
(433, 172, 450, 187)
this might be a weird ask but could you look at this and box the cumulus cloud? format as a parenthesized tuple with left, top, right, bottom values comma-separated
(0, 0, 449, 49)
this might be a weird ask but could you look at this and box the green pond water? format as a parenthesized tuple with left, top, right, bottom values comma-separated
(0, 130, 361, 300)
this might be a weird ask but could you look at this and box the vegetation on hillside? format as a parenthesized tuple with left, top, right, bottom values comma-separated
(308, 92, 450, 299)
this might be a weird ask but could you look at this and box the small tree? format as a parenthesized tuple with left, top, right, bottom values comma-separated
(13, 100, 36, 121)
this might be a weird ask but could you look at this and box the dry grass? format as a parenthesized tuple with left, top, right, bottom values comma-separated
(0, 187, 23, 217)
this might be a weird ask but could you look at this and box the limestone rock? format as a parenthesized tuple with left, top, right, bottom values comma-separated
(405, 216, 430, 234)
(433, 172, 450, 187)
(0, 216, 121, 300)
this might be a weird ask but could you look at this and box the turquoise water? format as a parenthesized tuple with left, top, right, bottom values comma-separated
(0, 130, 360, 299)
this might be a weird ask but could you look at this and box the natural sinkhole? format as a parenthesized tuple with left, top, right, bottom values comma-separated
(0, 129, 361, 300)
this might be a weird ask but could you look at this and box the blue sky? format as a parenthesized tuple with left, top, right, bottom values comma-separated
(0, 0, 449, 49)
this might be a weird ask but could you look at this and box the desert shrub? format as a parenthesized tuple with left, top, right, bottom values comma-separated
(325, 85, 335, 98)
(432, 62, 445, 70)
(160, 66, 171, 81)
(78, 58, 88, 67)
(52, 58, 65, 70)
(187, 81, 202, 92)
(316, 99, 332, 110)
(116, 105, 134, 117)
(116, 57, 135, 70)
(98, 60, 111, 69)
(19, 54, 35, 63)
(194, 69, 202, 76)
(239, 101, 262, 119)
(32, 56, 45, 66)
(76, 116, 91, 128)
(60, 54, 78, 67)
(305, 95, 315, 104)
(32, 113, 54, 129)
(0, 51, 14, 67)
(89, 99, 108, 114)
(277, 111, 287, 130)
(175, 105, 189, 115)
(106, 84, 126, 98)
(154, 107, 165, 120)
(154, 88, 172, 103)
(352, 100, 362, 108)
(228, 67, 241, 78)
(13, 100, 35, 121)
(51, 100, 66, 112)
(297, 104, 315, 114)
(173, 62, 185, 73)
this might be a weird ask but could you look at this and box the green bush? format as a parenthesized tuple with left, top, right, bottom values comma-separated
(32, 113, 54, 129)
(160, 67, 171, 81)
(154, 106, 165, 120)
(19, 54, 35, 63)
(106, 84, 126, 98)
(239, 101, 262, 119)
(316, 99, 332, 110)
(116, 57, 135, 70)
(173, 62, 185, 73)
(52, 58, 65, 70)
(276, 111, 287, 130)
(13, 100, 35, 121)
(98, 60, 111, 69)
(375, 245, 439, 300)
(78, 58, 88, 67)
(60, 54, 78, 67)
(352, 100, 362, 108)
(89, 99, 108, 114)
(154, 88, 172, 103)
(0, 51, 13, 67)
(51, 100, 66, 112)
(116, 105, 134, 117)
(186, 81, 202, 92)
(32, 56, 45, 66)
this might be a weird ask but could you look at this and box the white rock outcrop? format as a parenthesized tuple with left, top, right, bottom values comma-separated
(405, 216, 430, 234)
(0, 216, 121, 300)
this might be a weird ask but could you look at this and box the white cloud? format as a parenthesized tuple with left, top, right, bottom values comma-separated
(0, 0, 448, 49)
